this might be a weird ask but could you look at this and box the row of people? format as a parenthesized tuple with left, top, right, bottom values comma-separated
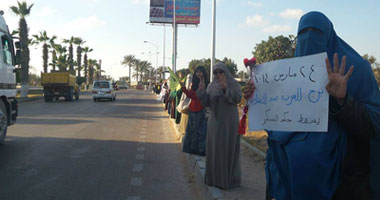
(159, 11, 380, 200)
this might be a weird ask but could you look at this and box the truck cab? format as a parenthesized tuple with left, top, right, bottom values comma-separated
(0, 10, 21, 144)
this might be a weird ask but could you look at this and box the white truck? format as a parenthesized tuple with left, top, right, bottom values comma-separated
(0, 10, 21, 144)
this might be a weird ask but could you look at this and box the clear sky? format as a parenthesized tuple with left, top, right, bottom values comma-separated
(1, 0, 379, 80)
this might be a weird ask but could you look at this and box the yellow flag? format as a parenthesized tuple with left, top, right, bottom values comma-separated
(167, 67, 179, 83)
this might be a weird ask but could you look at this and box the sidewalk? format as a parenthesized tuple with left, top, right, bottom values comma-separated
(167, 108, 267, 200)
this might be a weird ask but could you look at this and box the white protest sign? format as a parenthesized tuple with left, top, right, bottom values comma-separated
(248, 52, 329, 132)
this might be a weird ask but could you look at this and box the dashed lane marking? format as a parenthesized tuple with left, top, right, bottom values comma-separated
(133, 164, 144, 172)
(137, 146, 145, 152)
(136, 154, 145, 160)
(130, 177, 142, 186)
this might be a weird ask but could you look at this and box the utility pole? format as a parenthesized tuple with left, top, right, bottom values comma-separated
(172, 0, 177, 73)
(210, 0, 216, 81)
(163, 25, 166, 79)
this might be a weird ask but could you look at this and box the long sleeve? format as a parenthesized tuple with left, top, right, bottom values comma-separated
(223, 87, 242, 105)
(181, 86, 197, 99)
(330, 96, 376, 139)
(196, 88, 211, 108)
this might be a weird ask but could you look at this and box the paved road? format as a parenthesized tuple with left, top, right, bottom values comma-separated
(1, 90, 202, 200)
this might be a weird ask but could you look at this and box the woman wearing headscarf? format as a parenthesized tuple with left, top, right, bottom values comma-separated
(158, 81, 167, 102)
(178, 74, 193, 135)
(244, 11, 380, 200)
(175, 72, 185, 124)
(181, 66, 209, 156)
(196, 62, 242, 189)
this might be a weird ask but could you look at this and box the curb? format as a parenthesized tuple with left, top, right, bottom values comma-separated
(169, 118, 184, 142)
(240, 138, 266, 158)
(17, 96, 43, 103)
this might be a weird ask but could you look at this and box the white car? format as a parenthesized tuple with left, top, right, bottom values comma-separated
(92, 80, 116, 102)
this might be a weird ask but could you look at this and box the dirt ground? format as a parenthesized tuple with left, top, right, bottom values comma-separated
(242, 131, 268, 152)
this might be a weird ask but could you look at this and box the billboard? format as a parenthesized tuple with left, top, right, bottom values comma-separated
(149, 0, 201, 24)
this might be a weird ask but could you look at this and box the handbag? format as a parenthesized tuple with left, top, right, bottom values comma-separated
(177, 96, 191, 114)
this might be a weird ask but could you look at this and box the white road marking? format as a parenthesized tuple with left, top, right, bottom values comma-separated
(130, 177, 142, 186)
(133, 164, 144, 172)
(136, 154, 144, 160)
(139, 135, 146, 139)
(137, 146, 145, 152)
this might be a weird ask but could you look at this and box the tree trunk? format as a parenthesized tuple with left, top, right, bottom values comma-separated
(89, 66, 94, 84)
(43, 43, 48, 73)
(19, 18, 30, 98)
(77, 46, 82, 77)
(98, 59, 102, 79)
(84, 54, 88, 85)
(52, 50, 57, 71)
(129, 65, 131, 86)
(69, 44, 74, 72)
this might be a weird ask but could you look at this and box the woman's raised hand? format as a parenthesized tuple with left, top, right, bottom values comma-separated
(243, 80, 255, 100)
(325, 53, 354, 102)
(199, 76, 205, 90)
(220, 74, 227, 89)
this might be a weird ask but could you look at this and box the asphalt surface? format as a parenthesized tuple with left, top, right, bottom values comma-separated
(1, 90, 202, 200)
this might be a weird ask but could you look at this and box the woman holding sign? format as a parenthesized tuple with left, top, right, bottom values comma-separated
(244, 11, 380, 200)
(197, 62, 242, 189)
(181, 66, 209, 156)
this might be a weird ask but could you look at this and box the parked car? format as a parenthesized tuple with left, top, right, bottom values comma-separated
(92, 80, 116, 102)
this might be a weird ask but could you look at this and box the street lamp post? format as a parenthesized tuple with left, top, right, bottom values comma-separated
(211, 0, 216, 81)
(144, 40, 159, 82)
(145, 22, 167, 80)
(163, 25, 166, 79)
(173, 0, 178, 74)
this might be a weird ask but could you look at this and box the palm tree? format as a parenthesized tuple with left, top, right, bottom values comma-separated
(10, 30, 19, 37)
(32, 31, 51, 73)
(140, 60, 152, 82)
(73, 37, 85, 77)
(150, 67, 157, 82)
(157, 66, 166, 80)
(82, 47, 93, 86)
(10, 1, 33, 98)
(143, 66, 154, 82)
(97, 59, 102, 80)
(88, 59, 97, 84)
(132, 59, 142, 82)
(121, 55, 136, 86)
(54, 44, 68, 71)
(49, 35, 58, 71)
(62, 36, 75, 73)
